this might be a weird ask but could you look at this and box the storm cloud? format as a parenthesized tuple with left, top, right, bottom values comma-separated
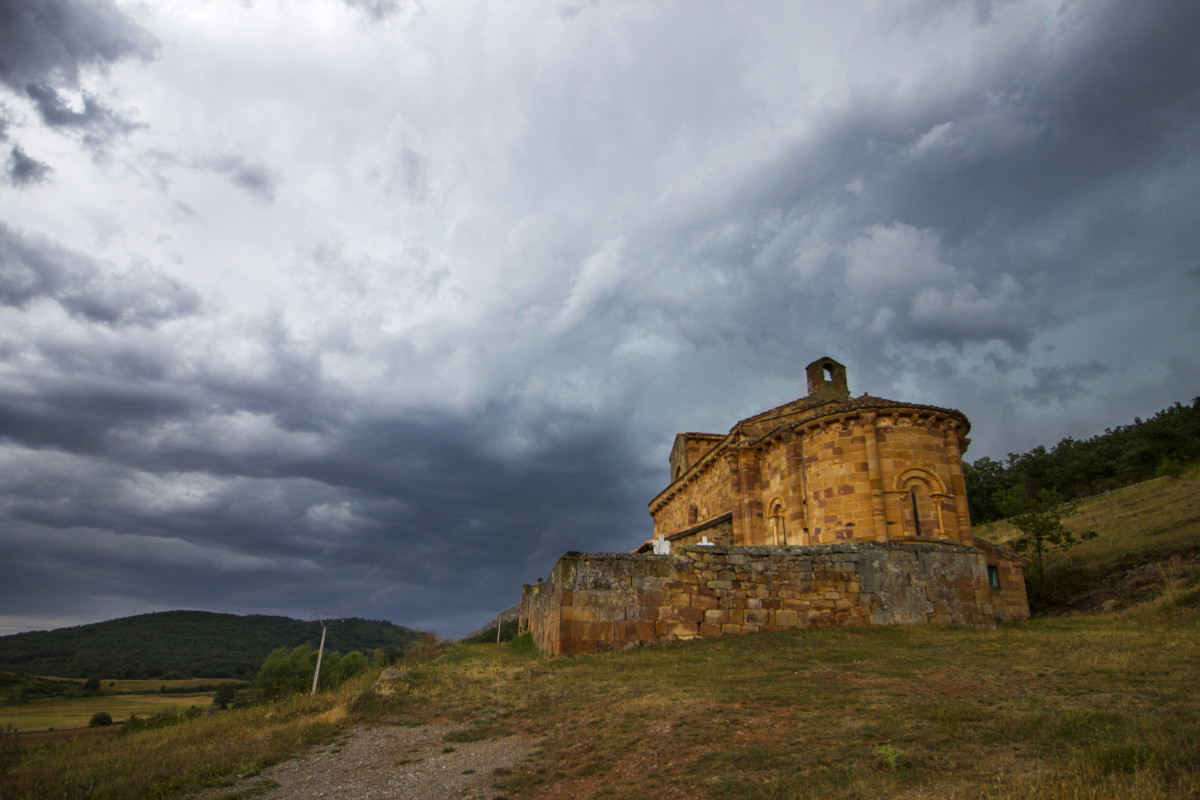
(1, 0, 1197, 637)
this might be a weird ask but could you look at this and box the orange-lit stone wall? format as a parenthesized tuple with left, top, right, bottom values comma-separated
(653, 455, 735, 536)
(652, 407, 972, 551)
(520, 542, 1013, 656)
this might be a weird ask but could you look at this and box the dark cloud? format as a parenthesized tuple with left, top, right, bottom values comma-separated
(23, 81, 141, 153)
(0, 0, 155, 90)
(205, 155, 277, 204)
(0, 223, 200, 325)
(0, 0, 153, 157)
(6, 143, 52, 186)
(0, 388, 655, 634)
(341, 0, 410, 23)
(1021, 361, 1111, 404)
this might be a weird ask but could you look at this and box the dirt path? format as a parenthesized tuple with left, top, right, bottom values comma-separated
(192, 722, 537, 800)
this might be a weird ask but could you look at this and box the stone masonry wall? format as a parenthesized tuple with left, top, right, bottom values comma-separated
(654, 455, 734, 535)
(522, 542, 1008, 656)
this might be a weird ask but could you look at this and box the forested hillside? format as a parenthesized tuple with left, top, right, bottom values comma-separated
(0, 611, 432, 679)
(965, 398, 1200, 523)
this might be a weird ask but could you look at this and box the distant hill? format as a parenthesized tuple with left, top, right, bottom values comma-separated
(0, 611, 433, 680)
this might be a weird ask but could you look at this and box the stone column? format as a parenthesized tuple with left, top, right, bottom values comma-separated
(724, 451, 744, 544)
(943, 423, 973, 545)
(737, 446, 761, 545)
(862, 413, 889, 541)
(782, 431, 804, 545)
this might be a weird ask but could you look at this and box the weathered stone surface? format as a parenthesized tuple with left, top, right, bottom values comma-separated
(521, 541, 1025, 655)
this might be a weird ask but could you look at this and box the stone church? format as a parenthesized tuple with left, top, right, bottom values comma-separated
(520, 357, 1029, 655)
(646, 356, 977, 551)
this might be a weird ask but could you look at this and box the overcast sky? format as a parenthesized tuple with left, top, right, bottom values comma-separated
(1, 0, 1197, 638)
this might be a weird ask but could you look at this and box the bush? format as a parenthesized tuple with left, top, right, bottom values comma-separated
(253, 644, 369, 701)
(231, 688, 263, 709)
(88, 711, 113, 727)
(507, 633, 537, 655)
(0, 723, 19, 774)
(1157, 457, 1185, 479)
(83, 676, 101, 694)
(212, 682, 240, 710)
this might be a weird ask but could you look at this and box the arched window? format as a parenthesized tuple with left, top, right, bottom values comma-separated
(768, 500, 786, 545)
(892, 466, 948, 540)
(907, 482, 933, 538)
(688, 504, 699, 525)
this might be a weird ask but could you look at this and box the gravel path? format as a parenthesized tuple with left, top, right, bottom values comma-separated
(192, 722, 537, 800)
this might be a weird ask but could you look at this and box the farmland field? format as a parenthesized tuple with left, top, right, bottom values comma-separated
(0, 692, 215, 732)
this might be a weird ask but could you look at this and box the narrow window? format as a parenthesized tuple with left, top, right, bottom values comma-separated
(688, 505, 699, 524)
(769, 501, 786, 545)
(987, 565, 1001, 590)
(909, 489, 921, 537)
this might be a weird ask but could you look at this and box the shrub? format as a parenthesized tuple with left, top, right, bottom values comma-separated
(231, 688, 263, 709)
(0, 724, 20, 774)
(507, 633, 537, 655)
(1156, 457, 1185, 479)
(88, 711, 113, 727)
(212, 682, 240, 710)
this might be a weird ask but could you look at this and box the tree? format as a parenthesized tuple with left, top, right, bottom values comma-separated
(211, 682, 239, 710)
(254, 645, 316, 701)
(83, 676, 101, 694)
(996, 486, 1097, 581)
(332, 651, 367, 684)
(88, 711, 113, 727)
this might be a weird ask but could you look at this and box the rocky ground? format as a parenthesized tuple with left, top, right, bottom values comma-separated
(192, 721, 537, 800)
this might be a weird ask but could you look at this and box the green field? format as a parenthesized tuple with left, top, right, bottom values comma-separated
(0, 693, 215, 732)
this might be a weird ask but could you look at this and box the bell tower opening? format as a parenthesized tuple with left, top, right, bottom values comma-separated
(805, 357, 850, 402)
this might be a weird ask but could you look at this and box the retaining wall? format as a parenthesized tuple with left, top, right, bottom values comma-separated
(520, 542, 1023, 655)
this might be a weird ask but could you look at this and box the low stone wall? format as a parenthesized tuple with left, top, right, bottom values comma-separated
(521, 542, 1018, 655)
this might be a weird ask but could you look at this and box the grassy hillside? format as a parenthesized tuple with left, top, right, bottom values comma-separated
(977, 465, 1200, 612)
(0, 612, 432, 680)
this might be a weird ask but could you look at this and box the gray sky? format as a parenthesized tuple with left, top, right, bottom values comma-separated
(1, 0, 1197, 638)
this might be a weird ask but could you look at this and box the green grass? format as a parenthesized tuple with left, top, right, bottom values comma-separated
(977, 465, 1200, 569)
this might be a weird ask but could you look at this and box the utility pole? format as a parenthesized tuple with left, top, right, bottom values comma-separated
(309, 613, 342, 696)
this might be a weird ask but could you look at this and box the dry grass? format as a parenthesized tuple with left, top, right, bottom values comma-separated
(391, 618, 1200, 800)
(0, 676, 382, 799)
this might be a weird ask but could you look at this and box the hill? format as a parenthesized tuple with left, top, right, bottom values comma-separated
(0, 611, 432, 680)
(976, 464, 1200, 613)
